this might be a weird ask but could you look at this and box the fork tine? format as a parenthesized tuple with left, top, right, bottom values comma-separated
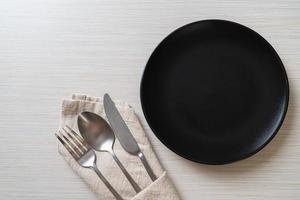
(59, 130, 83, 156)
(62, 127, 88, 153)
(65, 125, 89, 150)
(55, 132, 79, 160)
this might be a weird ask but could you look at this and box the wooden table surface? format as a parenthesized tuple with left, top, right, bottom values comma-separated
(0, 0, 299, 199)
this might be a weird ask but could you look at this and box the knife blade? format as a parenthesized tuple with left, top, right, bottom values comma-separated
(103, 93, 157, 181)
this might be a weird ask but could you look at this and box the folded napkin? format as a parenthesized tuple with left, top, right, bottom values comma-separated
(58, 94, 181, 200)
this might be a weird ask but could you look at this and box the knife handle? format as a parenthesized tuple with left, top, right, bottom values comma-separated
(138, 152, 157, 181)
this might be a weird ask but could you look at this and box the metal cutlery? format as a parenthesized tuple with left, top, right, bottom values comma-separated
(103, 93, 157, 181)
(77, 112, 141, 193)
(55, 125, 124, 200)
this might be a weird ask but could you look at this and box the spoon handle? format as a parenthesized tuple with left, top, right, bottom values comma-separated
(92, 164, 124, 200)
(110, 150, 142, 193)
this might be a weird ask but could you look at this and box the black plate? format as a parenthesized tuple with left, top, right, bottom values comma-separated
(140, 20, 289, 164)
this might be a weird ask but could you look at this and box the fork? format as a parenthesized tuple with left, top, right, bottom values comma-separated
(55, 125, 124, 200)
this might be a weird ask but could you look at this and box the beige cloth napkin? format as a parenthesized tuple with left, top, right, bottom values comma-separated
(58, 94, 181, 200)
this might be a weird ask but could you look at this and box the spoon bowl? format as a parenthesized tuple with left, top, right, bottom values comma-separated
(78, 112, 115, 152)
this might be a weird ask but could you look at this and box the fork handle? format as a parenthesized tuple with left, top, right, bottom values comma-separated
(92, 164, 124, 200)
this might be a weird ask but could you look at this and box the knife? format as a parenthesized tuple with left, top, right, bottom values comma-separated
(103, 93, 157, 181)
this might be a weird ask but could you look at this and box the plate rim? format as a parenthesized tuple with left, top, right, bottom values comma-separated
(140, 19, 290, 165)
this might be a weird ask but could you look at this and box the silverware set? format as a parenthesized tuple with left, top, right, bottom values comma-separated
(55, 94, 156, 200)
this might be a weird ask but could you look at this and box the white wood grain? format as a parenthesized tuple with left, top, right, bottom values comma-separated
(0, 0, 299, 199)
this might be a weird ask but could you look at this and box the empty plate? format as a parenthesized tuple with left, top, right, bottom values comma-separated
(140, 20, 289, 164)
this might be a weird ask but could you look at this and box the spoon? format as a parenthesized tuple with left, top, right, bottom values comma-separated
(78, 111, 141, 193)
